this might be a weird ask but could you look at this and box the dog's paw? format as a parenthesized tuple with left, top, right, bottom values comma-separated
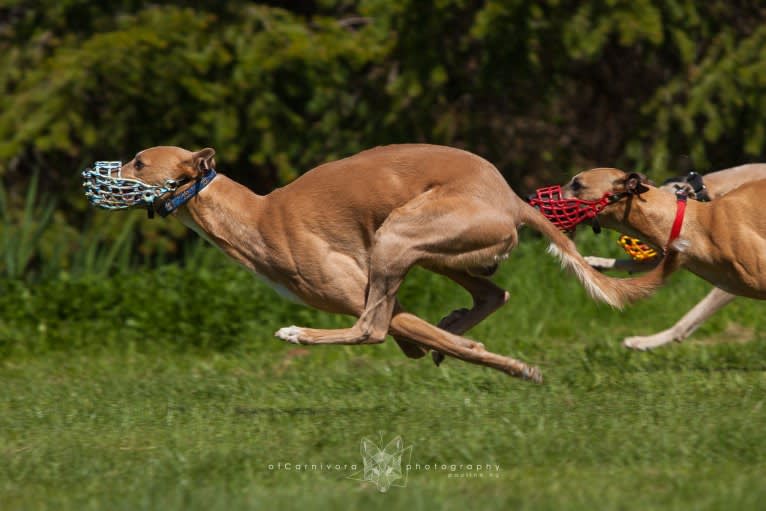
(622, 336, 665, 351)
(275, 325, 304, 345)
(522, 365, 543, 384)
(584, 256, 616, 270)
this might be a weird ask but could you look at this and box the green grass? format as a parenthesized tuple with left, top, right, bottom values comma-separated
(1, 232, 765, 510)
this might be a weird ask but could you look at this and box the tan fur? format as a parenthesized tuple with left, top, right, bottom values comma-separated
(564, 167, 766, 302)
(579, 164, 766, 350)
(119, 144, 671, 382)
(667, 163, 766, 198)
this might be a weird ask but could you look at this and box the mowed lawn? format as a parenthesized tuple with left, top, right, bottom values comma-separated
(1, 234, 765, 510)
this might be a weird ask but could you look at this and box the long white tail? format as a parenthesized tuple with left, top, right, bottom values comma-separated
(521, 202, 679, 309)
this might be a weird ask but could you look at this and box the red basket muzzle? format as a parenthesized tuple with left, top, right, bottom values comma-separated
(528, 185, 617, 232)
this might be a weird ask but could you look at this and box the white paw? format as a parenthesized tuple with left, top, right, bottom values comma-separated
(275, 325, 304, 344)
(623, 337, 662, 351)
(584, 256, 615, 270)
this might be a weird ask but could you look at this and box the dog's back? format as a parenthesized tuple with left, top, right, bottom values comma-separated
(702, 163, 766, 197)
(264, 144, 517, 241)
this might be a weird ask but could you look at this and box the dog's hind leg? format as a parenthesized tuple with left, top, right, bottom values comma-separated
(390, 311, 541, 382)
(584, 256, 659, 273)
(434, 270, 510, 335)
(393, 335, 429, 359)
(623, 287, 736, 350)
(393, 269, 510, 362)
(427, 269, 510, 366)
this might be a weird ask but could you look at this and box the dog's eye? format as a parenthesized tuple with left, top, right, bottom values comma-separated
(134, 160, 145, 171)
(570, 179, 583, 191)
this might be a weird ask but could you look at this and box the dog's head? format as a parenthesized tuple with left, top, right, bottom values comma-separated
(562, 167, 651, 201)
(83, 146, 218, 214)
(119, 146, 216, 185)
(528, 168, 651, 233)
(554, 168, 652, 233)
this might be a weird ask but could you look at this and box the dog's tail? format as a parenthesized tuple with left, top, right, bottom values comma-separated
(520, 201, 679, 309)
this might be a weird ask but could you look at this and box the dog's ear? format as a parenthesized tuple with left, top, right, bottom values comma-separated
(191, 148, 216, 175)
(623, 172, 650, 195)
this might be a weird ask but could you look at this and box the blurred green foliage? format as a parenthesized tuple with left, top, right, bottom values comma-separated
(1, 1, 765, 263)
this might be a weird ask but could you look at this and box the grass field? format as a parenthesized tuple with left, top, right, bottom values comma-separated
(1, 233, 765, 510)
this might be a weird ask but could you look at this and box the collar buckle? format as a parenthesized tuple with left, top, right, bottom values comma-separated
(153, 170, 217, 218)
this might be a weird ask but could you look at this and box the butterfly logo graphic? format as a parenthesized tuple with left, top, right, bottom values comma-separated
(349, 434, 413, 492)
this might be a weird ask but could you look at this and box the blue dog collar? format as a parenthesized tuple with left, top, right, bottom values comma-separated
(153, 170, 217, 217)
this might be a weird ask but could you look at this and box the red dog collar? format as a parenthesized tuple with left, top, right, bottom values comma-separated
(666, 191, 687, 247)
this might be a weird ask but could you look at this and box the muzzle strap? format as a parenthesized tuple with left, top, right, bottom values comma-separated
(686, 172, 711, 202)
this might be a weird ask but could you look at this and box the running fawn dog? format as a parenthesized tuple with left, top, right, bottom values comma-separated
(582, 164, 766, 350)
(537, 166, 766, 351)
(83, 145, 672, 382)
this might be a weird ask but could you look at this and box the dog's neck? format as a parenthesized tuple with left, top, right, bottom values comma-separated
(601, 187, 702, 250)
(174, 174, 270, 273)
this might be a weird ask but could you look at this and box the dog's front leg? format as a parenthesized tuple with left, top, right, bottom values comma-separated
(584, 256, 660, 274)
(275, 207, 417, 347)
(623, 287, 736, 350)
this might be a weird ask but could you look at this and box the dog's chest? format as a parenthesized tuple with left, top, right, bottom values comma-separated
(178, 211, 307, 305)
(248, 270, 306, 304)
